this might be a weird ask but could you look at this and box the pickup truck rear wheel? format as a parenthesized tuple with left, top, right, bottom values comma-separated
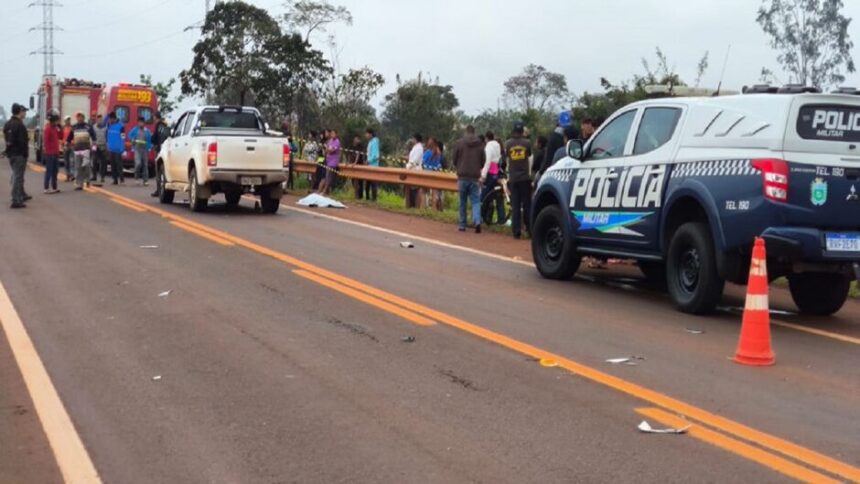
(788, 273, 850, 315)
(157, 163, 174, 205)
(666, 222, 724, 314)
(259, 192, 280, 214)
(188, 167, 208, 213)
(532, 205, 580, 280)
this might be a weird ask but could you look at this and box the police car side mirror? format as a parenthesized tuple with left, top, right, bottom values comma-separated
(567, 139, 584, 160)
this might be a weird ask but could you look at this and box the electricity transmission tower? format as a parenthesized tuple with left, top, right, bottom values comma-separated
(29, 0, 63, 76)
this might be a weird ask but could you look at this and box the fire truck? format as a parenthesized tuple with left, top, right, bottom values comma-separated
(32, 75, 159, 168)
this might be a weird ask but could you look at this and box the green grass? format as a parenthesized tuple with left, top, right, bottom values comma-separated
(851, 281, 859, 298)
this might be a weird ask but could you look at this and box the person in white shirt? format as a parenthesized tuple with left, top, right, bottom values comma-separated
(479, 131, 505, 223)
(480, 131, 502, 181)
(406, 133, 424, 208)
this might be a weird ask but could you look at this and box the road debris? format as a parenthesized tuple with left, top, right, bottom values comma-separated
(158, 290, 172, 297)
(685, 328, 705, 334)
(401, 336, 415, 343)
(152, 375, 162, 381)
(606, 356, 646, 366)
(400, 241, 415, 248)
(539, 358, 559, 368)
(297, 194, 346, 209)
(638, 420, 691, 434)
(139, 245, 159, 249)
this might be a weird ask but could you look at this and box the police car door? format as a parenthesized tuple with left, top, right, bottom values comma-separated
(571, 105, 684, 253)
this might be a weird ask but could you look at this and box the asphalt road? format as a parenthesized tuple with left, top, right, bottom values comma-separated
(0, 161, 858, 483)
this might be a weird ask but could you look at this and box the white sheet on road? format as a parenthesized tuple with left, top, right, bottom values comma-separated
(296, 194, 346, 209)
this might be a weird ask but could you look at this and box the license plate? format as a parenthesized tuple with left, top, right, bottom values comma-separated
(825, 233, 860, 252)
(240, 176, 262, 186)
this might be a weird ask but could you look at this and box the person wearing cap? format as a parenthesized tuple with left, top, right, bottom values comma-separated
(66, 112, 97, 190)
(128, 117, 152, 186)
(504, 122, 533, 239)
(3, 103, 31, 208)
(550, 125, 579, 166)
(61, 116, 74, 182)
(537, 111, 580, 178)
(150, 112, 171, 196)
(101, 112, 126, 185)
(42, 113, 62, 194)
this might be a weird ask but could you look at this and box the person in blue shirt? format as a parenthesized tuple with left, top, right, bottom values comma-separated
(128, 117, 153, 186)
(422, 137, 444, 210)
(101, 112, 126, 185)
(364, 128, 380, 201)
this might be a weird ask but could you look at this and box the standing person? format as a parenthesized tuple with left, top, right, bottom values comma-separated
(150, 112, 171, 196)
(405, 133, 424, 208)
(480, 131, 505, 224)
(350, 134, 366, 199)
(312, 130, 328, 191)
(42, 113, 62, 194)
(61, 116, 74, 182)
(580, 118, 597, 141)
(364, 128, 379, 201)
(452, 125, 485, 233)
(537, 111, 578, 178)
(550, 125, 579, 166)
(531, 135, 547, 179)
(3, 103, 30, 208)
(287, 135, 298, 190)
(422, 137, 444, 210)
(66, 112, 97, 191)
(128, 117, 152, 186)
(302, 130, 320, 188)
(504, 122, 533, 239)
(103, 112, 126, 185)
(92, 114, 108, 186)
(317, 128, 341, 195)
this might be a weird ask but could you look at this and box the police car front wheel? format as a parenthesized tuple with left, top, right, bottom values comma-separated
(666, 222, 724, 314)
(532, 205, 581, 280)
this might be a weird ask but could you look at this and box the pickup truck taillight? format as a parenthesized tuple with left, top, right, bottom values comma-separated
(207, 142, 218, 167)
(752, 158, 789, 202)
(283, 144, 291, 167)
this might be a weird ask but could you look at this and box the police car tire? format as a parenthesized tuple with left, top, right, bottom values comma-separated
(788, 273, 850, 316)
(666, 222, 724, 314)
(532, 205, 581, 280)
(189, 167, 207, 213)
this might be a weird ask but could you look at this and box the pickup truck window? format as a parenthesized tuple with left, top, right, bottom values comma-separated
(198, 110, 261, 130)
(633, 107, 682, 155)
(587, 109, 636, 161)
(171, 113, 187, 137)
(181, 113, 196, 136)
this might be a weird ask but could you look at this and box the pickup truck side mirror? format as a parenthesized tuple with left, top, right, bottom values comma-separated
(566, 139, 584, 160)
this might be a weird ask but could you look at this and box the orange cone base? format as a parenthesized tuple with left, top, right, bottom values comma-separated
(734, 351, 775, 366)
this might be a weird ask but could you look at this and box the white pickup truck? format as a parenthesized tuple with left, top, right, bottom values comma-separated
(155, 106, 289, 214)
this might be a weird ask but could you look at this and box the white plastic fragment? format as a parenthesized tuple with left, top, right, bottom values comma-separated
(606, 356, 646, 366)
(685, 328, 705, 334)
(400, 241, 415, 248)
(139, 245, 159, 249)
(638, 420, 691, 434)
(158, 290, 172, 297)
(152, 375, 162, 381)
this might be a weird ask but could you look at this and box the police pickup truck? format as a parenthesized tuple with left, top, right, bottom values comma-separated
(532, 85, 860, 315)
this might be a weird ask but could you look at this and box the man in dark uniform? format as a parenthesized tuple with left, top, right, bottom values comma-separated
(150, 112, 171, 197)
(3, 103, 31, 209)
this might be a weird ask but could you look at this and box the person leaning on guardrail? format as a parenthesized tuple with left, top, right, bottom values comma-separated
(364, 128, 380, 201)
(3, 103, 32, 209)
(452, 125, 485, 233)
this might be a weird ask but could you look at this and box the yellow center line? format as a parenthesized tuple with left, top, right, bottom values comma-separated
(86, 186, 860, 482)
(0, 280, 101, 483)
(293, 270, 435, 326)
(110, 198, 146, 213)
(169, 221, 235, 247)
(635, 408, 838, 483)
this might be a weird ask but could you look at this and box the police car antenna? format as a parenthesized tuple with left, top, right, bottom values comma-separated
(715, 44, 731, 97)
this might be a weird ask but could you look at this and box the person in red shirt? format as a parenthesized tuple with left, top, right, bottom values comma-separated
(42, 113, 62, 193)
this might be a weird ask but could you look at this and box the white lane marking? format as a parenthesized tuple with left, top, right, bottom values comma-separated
(0, 279, 101, 483)
(282, 203, 535, 268)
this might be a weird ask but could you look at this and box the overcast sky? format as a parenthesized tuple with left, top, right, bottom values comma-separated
(3, 0, 860, 120)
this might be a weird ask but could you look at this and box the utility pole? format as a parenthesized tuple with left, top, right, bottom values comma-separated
(29, 0, 62, 77)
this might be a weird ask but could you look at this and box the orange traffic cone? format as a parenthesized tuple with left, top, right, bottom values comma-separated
(734, 238, 775, 366)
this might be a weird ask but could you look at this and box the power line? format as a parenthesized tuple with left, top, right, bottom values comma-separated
(29, 0, 63, 76)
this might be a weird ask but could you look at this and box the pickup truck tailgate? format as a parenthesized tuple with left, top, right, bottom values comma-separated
(215, 136, 285, 171)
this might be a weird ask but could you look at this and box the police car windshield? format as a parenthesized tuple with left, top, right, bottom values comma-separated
(198, 110, 261, 130)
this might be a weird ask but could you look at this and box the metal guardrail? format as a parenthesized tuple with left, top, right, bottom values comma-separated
(292, 160, 459, 192)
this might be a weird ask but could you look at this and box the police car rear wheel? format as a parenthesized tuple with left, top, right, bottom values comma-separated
(667, 222, 724, 314)
(788, 273, 850, 316)
(532, 205, 580, 280)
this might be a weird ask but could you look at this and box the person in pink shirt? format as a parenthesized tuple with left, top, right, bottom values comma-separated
(318, 128, 341, 195)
